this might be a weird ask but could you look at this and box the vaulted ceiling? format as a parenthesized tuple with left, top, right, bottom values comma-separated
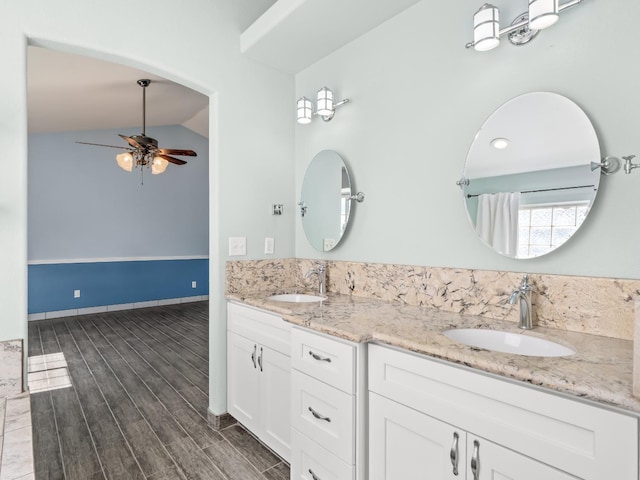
(27, 0, 277, 138)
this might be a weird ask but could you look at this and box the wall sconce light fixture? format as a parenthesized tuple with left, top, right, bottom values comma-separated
(296, 87, 350, 124)
(466, 0, 583, 51)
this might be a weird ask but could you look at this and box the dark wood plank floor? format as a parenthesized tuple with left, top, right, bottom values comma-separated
(28, 302, 290, 480)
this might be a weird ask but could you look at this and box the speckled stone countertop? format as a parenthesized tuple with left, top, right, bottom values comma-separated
(227, 291, 640, 414)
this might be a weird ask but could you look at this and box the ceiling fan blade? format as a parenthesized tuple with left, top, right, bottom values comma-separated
(158, 154, 187, 165)
(76, 141, 132, 150)
(118, 134, 143, 149)
(156, 148, 197, 157)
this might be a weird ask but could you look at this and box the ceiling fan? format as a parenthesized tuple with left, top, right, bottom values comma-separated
(77, 79, 197, 177)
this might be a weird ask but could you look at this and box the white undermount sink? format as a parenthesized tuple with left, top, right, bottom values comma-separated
(443, 328, 575, 357)
(267, 293, 326, 303)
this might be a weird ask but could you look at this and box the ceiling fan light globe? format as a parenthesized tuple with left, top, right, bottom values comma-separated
(116, 152, 134, 172)
(151, 156, 169, 175)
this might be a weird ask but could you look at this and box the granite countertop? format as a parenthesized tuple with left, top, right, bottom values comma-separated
(227, 291, 640, 414)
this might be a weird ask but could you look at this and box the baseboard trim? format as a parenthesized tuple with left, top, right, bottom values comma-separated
(28, 295, 209, 321)
(207, 410, 236, 431)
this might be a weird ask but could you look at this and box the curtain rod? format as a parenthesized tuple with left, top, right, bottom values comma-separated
(466, 184, 596, 199)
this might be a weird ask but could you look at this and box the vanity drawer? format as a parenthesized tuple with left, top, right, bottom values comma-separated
(291, 429, 355, 480)
(227, 302, 290, 355)
(291, 370, 355, 464)
(291, 327, 356, 394)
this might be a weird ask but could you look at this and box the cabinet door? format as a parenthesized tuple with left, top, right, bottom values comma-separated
(467, 435, 578, 480)
(369, 392, 463, 480)
(227, 332, 260, 433)
(260, 345, 291, 462)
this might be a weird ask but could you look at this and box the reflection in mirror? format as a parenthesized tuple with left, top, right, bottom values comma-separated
(462, 92, 601, 259)
(300, 150, 354, 252)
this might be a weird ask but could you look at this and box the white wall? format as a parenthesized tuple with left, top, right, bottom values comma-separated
(0, 0, 295, 413)
(29, 125, 209, 261)
(295, 0, 640, 280)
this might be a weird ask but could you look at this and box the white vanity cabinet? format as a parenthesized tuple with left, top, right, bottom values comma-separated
(368, 344, 639, 480)
(227, 302, 291, 462)
(290, 327, 367, 480)
(370, 392, 576, 479)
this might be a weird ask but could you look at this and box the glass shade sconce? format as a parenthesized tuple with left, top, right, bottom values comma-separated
(466, 0, 582, 51)
(296, 87, 350, 124)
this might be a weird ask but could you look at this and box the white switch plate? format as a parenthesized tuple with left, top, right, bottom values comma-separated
(74, 289, 81, 298)
(264, 237, 274, 255)
(229, 237, 247, 256)
(191, 281, 197, 288)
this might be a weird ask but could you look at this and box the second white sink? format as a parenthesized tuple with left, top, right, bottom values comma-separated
(267, 293, 326, 303)
(443, 328, 575, 357)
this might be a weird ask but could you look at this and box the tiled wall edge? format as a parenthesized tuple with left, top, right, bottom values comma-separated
(28, 295, 209, 321)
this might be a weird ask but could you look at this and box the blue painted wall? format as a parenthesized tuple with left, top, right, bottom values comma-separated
(28, 259, 208, 313)
(28, 125, 209, 313)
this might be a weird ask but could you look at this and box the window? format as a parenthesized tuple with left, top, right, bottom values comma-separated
(518, 202, 589, 258)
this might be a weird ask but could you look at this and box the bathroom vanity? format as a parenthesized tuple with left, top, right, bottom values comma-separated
(226, 295, 640, 480)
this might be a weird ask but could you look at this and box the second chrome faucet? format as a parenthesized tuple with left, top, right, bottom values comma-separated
(305, 263, 327, 296)
(508, 274, 533, 330)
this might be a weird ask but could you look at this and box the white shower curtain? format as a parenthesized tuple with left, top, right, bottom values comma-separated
(476, 192, 520, 256)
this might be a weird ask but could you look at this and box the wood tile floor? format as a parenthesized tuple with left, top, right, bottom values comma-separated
(28, 301, 290, 480)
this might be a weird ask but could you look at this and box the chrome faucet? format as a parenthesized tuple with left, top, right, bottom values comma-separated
(508, 274, 534, 330)
(305, 263, 327, 296)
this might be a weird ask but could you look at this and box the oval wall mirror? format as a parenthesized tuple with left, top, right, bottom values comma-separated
(300, 150, 359, 252)
(461, 92, 601, 259)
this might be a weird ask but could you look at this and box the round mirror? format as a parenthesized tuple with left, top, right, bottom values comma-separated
(462, 92, 601, 259)
(300, 150, 354, 252)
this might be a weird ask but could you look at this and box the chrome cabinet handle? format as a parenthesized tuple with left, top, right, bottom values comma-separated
(308, 406, 331, 422)
(308, 469, 321, 480)
(449, 432, 459, 476)
(257, 347, 263, 372)
(471, 439, 480, 480)
(308, 350, 331, 363)
(251, 344, 257, 368)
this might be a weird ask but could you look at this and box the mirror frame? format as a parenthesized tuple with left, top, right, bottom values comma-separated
(461, 92, 601, 259)
(300, 150, 356, 252)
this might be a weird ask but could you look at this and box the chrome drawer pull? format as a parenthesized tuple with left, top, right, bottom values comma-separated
(308, 406, 331, 422)
(251, 344, 257, 369)
(257, 347, 263, 372)
(308, 469, 321, 480)
(471, 439, 480, 480)
(450, 431, 459, 476)
(308, 350, 331, 363)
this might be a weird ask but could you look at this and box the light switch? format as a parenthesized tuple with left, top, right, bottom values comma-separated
(264, 237, 275, 255)
(229, 237, 247, 256)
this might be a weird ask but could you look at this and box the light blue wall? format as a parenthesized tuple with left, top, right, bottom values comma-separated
(295, 0, 640, 280)
(28, 125, 210, 313)
(29, 125, 209, 260)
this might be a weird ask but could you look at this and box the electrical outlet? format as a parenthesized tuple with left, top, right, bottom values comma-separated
(264, 237, 275, 255)
(229, 237, 247, 256)
(191, 281, 197, 289)
(74, 289, 81, 298)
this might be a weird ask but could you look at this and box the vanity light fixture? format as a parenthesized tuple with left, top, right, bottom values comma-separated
(296, 87, 350, 124)
(466, 0, 583, 51)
